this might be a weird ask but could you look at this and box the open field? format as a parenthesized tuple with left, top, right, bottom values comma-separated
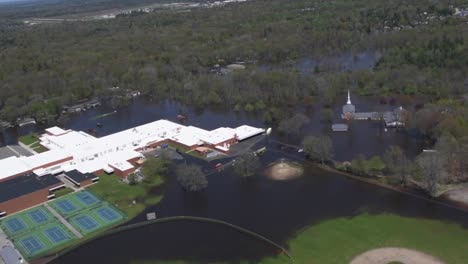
(260, 214, 468, 264)
(18, 134, 39, 146)
(88, 174, 164, 219)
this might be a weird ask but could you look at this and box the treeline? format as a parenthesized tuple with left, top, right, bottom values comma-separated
(0, 0, 467, 135)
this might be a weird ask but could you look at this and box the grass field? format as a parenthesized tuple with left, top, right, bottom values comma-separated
(89, 174, 164, 219)
(53, 187, 74, 198)
(18, 134, 39, 146)
(260, 214, 468, 264)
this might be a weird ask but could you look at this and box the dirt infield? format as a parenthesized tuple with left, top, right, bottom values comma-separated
(264, 161, 303, 181)
(350, 247, 445, 264)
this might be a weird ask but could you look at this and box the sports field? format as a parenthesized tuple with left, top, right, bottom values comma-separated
(0, 190, 126, 260)
(49, 191, 101, 217)
(14, 222, 76, 258)
(0, 206, 77, 259)
(70, 205, 125, 235)
(50, 190, 126, 236)
(0, 206, 55, 237)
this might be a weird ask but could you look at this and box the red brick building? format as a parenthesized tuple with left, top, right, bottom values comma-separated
(0, 174, 64, 216)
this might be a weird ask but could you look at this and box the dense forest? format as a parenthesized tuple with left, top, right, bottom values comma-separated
(0, 0, 467, 141)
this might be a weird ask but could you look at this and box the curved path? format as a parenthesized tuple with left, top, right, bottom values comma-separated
(350, 247, 445, 264)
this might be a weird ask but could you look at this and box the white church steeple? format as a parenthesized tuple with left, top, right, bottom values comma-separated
(347, 89, 352, 105)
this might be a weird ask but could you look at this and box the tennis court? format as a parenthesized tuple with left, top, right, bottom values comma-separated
(4, 218, 26, 234)
(44, 226, 70, 243)
(76, 191, 99, 206)
(14, 222, 77, 259)
(29, 209, 49, 224)
(49, 190, 102, 217)
(0, 206, 54, 237)
(97, 207, 121, 222)
(19, 235, 44, 255)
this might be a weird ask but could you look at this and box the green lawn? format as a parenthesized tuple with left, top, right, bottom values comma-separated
(88, 174, 164, 219)
(53, 188, 74, 198)
(18, 134, 39, 145)
(32, 144, 49, 153)
(260, 214, 468, 264)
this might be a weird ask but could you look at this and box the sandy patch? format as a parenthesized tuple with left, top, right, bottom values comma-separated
(350, 247, 445, 264)
(444, 187, 468, 205)
(264, 161, 303, 181)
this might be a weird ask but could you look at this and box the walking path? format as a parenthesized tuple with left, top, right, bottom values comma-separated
(0, 229, 25, 264)
(44, 204, 82, 239)
(350, 247, 445, 264)
(56, 174, 78, 191)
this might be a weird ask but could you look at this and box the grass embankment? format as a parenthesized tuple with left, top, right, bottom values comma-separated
(89, 173, 164, 219)
(53, 187, 74, 197)
(261, 214, 468, 264)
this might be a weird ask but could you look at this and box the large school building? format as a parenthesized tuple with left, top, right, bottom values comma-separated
(0, 120, 264, 215)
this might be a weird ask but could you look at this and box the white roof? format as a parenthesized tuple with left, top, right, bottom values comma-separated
(110, 160, 134, 171)
(0, 156, 30, 180)
(235, 125, 265, 141)
(22, 149, 71, 170)
(201, 127, 236, 145)
(40, 131, 96, 150)
(45, 126, 68, 136)
(0, 119, 264, 179)
(171, 126, 208, 146)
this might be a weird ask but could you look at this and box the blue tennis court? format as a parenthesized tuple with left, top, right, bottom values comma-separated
(75, 215, 98, 230)
(56, 200, 77, 213)
(44, 227, 69, 243)
(76, 192, 98, 206)
(97, 207, 120, 222)
(29, 209, 48, 224)
(20, 236, 43, 255)
(5, 218, 26, 233)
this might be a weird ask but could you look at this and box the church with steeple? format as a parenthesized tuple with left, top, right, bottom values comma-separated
(342, 90, 355, 119)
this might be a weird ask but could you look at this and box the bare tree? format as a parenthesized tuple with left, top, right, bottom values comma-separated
(384, 146, 411, 185)
(278, 113, 310, 137)
(175, 163, 208, 192)
(233, 152, 260, 177)
(302, 135, 334, 164)
(416, 153, 446, 196)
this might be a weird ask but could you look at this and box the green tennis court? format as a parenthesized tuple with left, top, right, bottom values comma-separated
(69, 204, 125, 235)
(14, 222, 77, 258)
(0, 206, 55, 237)
(49, 190, 102, 217)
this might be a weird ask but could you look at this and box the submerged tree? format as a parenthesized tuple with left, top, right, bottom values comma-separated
(302, 135, 334, 164)
(384, 145, 411, 185)
(175, 163, 208, 192)
(416, 152, 446, 196)
(233, 152, 260, 177)
(278, 113, 310, 137)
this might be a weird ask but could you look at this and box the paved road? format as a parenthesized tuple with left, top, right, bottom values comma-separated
(44, 204, 83, 239)
(0, 229, 25, 264)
